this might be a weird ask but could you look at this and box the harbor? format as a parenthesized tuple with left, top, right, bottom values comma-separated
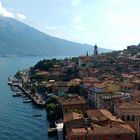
(8, 70, 64, 139)
(8, 77, 46, 107)
(0, 56, 57, 140)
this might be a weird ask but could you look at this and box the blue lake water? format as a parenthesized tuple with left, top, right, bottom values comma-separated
(0, 56, 63, 140)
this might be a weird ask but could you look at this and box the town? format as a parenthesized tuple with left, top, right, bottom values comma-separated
(8, 44, 140, 140)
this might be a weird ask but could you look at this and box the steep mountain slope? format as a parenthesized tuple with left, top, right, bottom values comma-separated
(0, 17, 111, 56)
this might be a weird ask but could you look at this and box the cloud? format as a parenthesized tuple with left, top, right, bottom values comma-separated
(0, 1, 14, 18)
(0, 1, 26, 20)
(16, 13, 26, 20)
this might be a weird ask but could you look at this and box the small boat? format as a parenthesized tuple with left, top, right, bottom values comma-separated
(32, 114, 42, 117)
(8, 77, 12, 85)
(13, 94, 20, 97)
(11, 87, 21, 92)
(13, 93, 22, 97)
(21, 95, 27, 98)
(23, 99, 32, 103)
(8, 81, 13, 85)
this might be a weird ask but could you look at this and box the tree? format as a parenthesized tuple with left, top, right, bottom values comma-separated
(46, 103, 56, 111)
(30, 74, 48, 82)
(34, 58, 61, 71)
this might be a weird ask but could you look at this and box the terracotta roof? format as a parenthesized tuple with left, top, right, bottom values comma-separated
(64, 112, 83, 123)
(100, 109, 124, 123)
(94, 83, 107, 89)
(93, 124, 135, 135)
(116, 99, 140, 110)
(83, 77, 100, 83)
(132, 79, 140, 84)
(59, 95, 86, 105)
(132, 90, 140, 98)
(70, 124, 135, 136)
(86, 109, 124, 123)
(119, 82, 134, 88)
(121, 73, 135, 79)
(86, 109, 108, 122)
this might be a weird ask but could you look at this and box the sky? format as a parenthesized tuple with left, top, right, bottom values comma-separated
(0, 0, 140, 50)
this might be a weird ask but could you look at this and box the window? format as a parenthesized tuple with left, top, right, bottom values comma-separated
(116, 135, 121, 139)
(122, 115, 125, 121)
(131, 115, 135, 121)
(127, 115, 130, 121)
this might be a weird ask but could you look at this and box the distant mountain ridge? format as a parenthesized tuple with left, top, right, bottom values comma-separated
(0, 16, 112, 57)
(127, 43, 140, 49)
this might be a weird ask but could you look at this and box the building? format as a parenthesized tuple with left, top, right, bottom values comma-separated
(88, 83, 108, 108)
(59, 95, 86, 114)
(114, 95, 140, 139)
(94, 45, 98, 56)
(100, 92, 131, 113)
(65, 109, 136, 140)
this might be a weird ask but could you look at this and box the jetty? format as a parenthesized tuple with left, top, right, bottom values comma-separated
(56, 122, 64, 140)
(48, 122, 63, 138)
(8, 78, 46, 107)
(48, 128, 57, 136)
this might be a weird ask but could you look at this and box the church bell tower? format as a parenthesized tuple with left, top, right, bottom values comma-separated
(94, 45, 98, 56)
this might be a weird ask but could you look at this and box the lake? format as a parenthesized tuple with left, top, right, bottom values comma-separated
(0, 56, 63, 140)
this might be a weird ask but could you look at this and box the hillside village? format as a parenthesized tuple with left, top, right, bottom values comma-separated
(10, 44, 140, 140)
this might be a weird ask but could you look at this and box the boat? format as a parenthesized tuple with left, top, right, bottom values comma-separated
(12, 92, 22, 97)
(8, 80, 13, 85)
(23, 99, 32, 103)
(32, 114, 42, 117)
(21, 95, 27, 98)
(8, 77, 19, 86)
(13, 94, 20, 97)
(11, 87, 21, 92)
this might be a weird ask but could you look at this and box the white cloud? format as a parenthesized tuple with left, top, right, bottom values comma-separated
(16, 13, 26, 20)
(0, 1, 26, 20)
(0, 1, 14, 18)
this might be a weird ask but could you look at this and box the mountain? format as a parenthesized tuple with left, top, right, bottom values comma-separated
(127, 43, 140, 49)
(0, 17, 111, 57)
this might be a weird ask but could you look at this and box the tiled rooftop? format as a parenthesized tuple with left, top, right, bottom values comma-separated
(64, 112, 83, 123)
(116, 98, 140, 110)
(59, 95, 86, 105)
(70, 124, 135, 136)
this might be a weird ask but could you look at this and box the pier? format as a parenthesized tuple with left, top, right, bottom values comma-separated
(8, 78, 45, 107)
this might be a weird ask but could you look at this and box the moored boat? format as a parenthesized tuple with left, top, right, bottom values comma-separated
(23, 99, 32, 103)
(13, 92, 22, 97)
(32, 114, 42, 117)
